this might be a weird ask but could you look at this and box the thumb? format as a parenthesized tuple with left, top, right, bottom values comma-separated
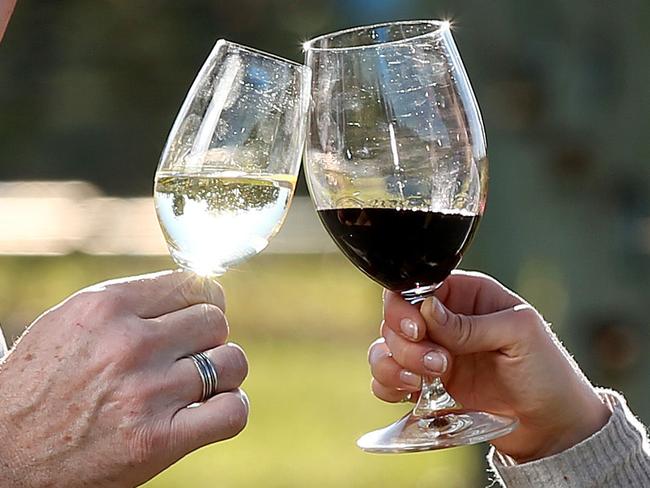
(420, 296, 542, 355)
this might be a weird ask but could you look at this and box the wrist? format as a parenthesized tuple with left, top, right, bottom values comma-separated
(514, 390, 611, 463)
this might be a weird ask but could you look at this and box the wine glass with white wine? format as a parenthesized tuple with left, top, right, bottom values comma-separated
(154, 40, 311, 277)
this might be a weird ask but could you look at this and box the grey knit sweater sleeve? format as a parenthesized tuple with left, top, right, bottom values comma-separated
(488, 390, 650, 487)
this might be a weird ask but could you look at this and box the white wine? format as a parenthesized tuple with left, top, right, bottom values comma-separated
(154, 171, 296, 276)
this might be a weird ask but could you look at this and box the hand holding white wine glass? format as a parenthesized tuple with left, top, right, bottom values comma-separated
(303, 21, 517, 452)
(155, 40, 311, 277)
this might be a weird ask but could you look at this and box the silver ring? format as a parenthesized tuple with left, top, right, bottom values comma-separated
(187, 352, 219, 402)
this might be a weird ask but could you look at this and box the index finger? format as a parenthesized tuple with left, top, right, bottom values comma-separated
(383, 290, 427, 342)
(85, 269, 225, 318)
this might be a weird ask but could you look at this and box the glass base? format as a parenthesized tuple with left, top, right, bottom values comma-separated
(357, 409, 518, 453)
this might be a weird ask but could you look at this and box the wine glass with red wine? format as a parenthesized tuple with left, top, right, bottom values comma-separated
(303, 20, 518, 452)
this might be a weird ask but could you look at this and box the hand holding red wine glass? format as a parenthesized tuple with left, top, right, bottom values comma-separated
(303, 20, 517, 452)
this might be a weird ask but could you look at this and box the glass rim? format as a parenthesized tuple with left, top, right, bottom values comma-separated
(303, 19, 450, 53)
(215, 39, 309, 72)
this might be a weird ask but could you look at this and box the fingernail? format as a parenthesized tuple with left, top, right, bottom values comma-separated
(399, 370, 422, 388)
(400, 318, 419, 340)
(429, 297, 447, 325)
(424, 351, 447, 374)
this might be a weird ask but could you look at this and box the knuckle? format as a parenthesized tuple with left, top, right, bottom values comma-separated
(228, 407, 248, 436)
(455, 313, 476, 347)
(223, 343, 249, 380)
(98, 289, 131, 317)
(67, 290, 135, 337)
(367, 338, 387, 364)
(176, 279, 196, 305)
(199, 302, 219, 322)
(515, 305, 546, 335)
(75, 290, 131, 325)
(222, 394, 248, 438)
(209, 281, 226, 310)
(201, 304, 229, 338)
(513, 304, 539, 323)
(180, 278, 226, 311)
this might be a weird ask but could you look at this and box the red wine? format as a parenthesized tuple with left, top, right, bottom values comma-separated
(317, 208, 480, 292)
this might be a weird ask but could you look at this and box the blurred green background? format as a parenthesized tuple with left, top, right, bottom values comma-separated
(1, 0, 649, 486)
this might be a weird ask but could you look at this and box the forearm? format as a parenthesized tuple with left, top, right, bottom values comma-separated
(488, 389, 650, 487)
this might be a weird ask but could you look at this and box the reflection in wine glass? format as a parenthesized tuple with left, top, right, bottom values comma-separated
(304, 20, 517, 452)
(154, 40, 311, 277)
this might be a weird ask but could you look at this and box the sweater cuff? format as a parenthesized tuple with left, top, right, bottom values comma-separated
(488, 389, 650, 487)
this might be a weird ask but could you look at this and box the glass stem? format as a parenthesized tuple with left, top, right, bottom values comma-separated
(401, 287, 459, 418)
(412, 376, 459, 418)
